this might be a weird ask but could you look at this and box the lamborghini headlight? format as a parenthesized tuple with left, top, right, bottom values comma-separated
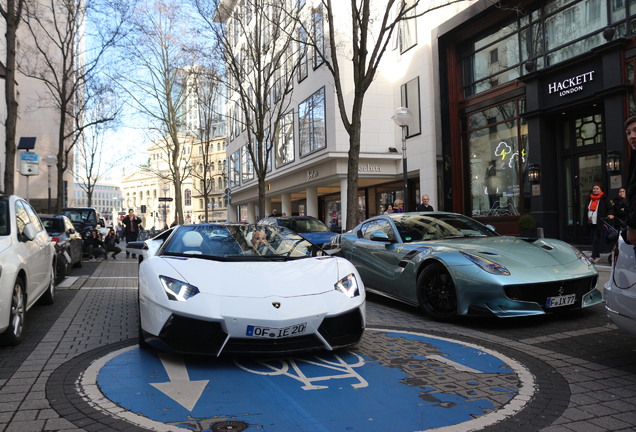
(335, 273, 360, 298)
(159, 275, 200, 301)
(460, 251, 510, 275)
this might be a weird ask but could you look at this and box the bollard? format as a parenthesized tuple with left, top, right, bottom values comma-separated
(537, 227, 544, 238)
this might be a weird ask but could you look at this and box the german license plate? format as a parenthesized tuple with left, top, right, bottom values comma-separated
(546, 293, 576, 308)
(246, 322, 307, 338)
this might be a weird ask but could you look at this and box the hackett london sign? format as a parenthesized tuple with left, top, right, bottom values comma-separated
(547, 71, 595, 97)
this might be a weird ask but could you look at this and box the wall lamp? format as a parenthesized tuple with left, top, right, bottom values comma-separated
(388, 147, 398, 153)
(606, 150, 621, 174)
(528, 163, 541, 183)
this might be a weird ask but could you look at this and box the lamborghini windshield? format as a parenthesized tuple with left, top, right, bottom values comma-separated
(160, 224, 326, 260)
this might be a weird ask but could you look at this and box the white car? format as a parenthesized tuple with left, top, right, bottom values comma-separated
(0, 195, 56, 345)
(137, 224, 366, 356)
(605, 235, 636, 336)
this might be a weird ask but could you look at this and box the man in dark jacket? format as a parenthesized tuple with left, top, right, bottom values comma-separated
(123, 209, 142, 258)
(626, 116, 636, 244)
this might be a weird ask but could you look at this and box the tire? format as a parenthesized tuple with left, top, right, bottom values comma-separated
(137, 296, 149, 349)
(0, 278, 26, 346)
(55, 259, 67, 284)
(416, 262, 458, 322)
(39, 265, 56, 306)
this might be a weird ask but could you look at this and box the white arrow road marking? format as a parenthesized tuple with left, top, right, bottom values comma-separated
(150, 353, 209, 411)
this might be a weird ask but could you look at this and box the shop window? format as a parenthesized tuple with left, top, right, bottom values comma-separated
(299, 87, 326, 156)
(465, 98, 526, 218)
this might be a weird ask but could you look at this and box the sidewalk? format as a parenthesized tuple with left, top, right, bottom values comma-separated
(0, 257, 139, 432)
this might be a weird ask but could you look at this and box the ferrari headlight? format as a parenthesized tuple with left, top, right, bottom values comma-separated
(335, 273, 360, 298)
(159, 275, 200, 301)
(460, 251, 510, 275)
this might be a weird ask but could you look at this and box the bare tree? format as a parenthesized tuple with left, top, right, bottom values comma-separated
(115, 0, 202, 224)
(193, 0, 301, 220)
(75, 81, 127, 207)
(19, 0, 134, 213)
(0, 0, 25, 195)
(188, 66, 224, 222)
(296, 0, 465, 229)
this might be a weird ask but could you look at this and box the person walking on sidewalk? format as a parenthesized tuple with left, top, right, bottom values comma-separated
(123, 209, 143, 258)
(104, 228, 122, 259)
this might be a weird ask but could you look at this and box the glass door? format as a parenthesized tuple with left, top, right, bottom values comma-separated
(565, 153, 603, 245)
(562, 111, 604, 245)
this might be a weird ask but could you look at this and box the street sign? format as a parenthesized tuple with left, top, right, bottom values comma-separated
(158, 197, 173, 202)
(19, 151, 39, 176)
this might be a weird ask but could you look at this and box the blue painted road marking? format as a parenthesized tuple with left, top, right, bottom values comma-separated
(90, 329, 534, 431)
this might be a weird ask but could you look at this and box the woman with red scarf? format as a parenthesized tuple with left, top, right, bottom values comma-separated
(586, 184, 614, 263)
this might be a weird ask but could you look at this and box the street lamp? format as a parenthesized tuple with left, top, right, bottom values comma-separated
(392, 107, 414, 212)
(45, 154, 56, 213)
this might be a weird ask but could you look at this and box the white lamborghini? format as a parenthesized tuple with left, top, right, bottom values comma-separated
(136, 224, 366, 356)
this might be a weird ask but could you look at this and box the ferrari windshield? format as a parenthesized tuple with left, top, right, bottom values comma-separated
(391, 213, 498, 242)
(160, 224, 324, 259)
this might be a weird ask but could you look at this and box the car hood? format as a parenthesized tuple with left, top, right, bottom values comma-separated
(416, 236, 582, 267)
(157, 256, 343, 297)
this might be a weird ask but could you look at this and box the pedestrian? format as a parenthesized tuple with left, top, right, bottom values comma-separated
(116, 222, 124, 242)
(270, 209, 279, 217)
(104, 228, 122, 259)
(393, 199, 404, 213)
(626, 115, 636, 245)
(122, 209, 143, 258)
(84, 229, 106, 262)
(585, 184, 613, 263)
(383, 204, 394, 214)
(612, 187, 628, 230)
(416, 194, 434, 212)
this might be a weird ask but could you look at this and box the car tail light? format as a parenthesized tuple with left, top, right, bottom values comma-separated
(51, 236, 60, 243)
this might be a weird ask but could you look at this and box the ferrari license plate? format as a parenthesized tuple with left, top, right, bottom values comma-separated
(246, 322, 307, 338)
(546, 294, 576, 308)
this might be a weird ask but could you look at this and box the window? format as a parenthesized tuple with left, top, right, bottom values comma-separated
(298, 87, 326, 156)
(398, 0, 417, 53)
(185, 189, 192, 206)
(400, 77, 421, 137)
(312, 6, 324, 68)
(229, 150, 240, 187)
(298, 27, 308, 82)
(276, 111, 295, 167)
(464, 98, 527, 218)
(241, 145, 254, 182)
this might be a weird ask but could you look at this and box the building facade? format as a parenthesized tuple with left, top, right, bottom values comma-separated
(435, 0, 636, 244)
(221, 1, 471, 227)
(71, 183, 123, 225)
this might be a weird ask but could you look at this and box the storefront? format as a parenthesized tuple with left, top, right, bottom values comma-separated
(437, 0, 636, 242)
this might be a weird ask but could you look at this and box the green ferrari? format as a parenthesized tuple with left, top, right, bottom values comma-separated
(336, 212, 602, 321)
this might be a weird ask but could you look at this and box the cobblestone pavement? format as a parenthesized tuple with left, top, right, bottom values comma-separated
(0, 257, 635, 431)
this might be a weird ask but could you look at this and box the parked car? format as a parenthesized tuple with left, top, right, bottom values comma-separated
(40, 214, 83, 282)
(258, 215, 338, 246)
(332, 212, 601, 321)
(605, 235, 636, 335)
(137, 223, 365, 356)
(0, 195, 56, 345)
(61, 207, 106, 238)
